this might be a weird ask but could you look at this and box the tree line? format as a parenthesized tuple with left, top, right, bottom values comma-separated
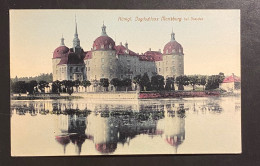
(11, 73, 53, 83)
(10, 72, 225, 95)
(132, 72, 225, 91)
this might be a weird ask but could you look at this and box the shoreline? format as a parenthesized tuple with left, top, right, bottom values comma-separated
(10, 90, 240, 100)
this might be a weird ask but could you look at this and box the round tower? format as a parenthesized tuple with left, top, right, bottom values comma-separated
(162, 30, 184, 78)
(88, 23, 118, 81)
(52, 35, 69, 81)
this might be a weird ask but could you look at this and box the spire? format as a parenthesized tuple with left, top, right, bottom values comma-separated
(73, 15, 80, 50)
(74, 15, 78, 37)
(60, 34, 65, 46)
(171, 28, 175, 41)
(101, 21, 107, 36)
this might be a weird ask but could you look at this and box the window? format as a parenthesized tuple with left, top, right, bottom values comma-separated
(110, 66, 113, 70)
(101, 58, 104, 63)
(102, 64, 104, 70)
(159, 68, 161, 72)
(88, 67, 90, 71)
(109, 58, 112, 63)
(101, 45, 104, 49)
(101, 74, 104, 77)
(109, 44, 112, 49)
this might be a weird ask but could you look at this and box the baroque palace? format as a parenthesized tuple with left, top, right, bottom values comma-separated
(52, 20, 184, 91)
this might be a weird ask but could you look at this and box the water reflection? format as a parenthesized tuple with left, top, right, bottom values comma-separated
(11, 97, 236, 155)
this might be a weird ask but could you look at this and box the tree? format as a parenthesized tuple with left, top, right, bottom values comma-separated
(122, 78, 132, 91)
(218, 72, 225, 82)
(38, 80, 49, 93)
(74, 80, 81, 92)
(66, 80, 75, 95)
(61, 80, 75, 95)
(25, 80, 38, 94)
(176, 75, 189, 90)
(188, 75, 199, 91)
(165, 77, 175, 91)
(52, 80, 62, 93)
(133, 75, 142, 91)
(81, 80, 91, 92)
(198, 76, 207, 90)
(151, 75, 165, 91)
(110, 78, 121, 91)
(99, 78, 109, 91)
(140, 73, 151, 91)
(11, 81, 26, 94)
(205, 73, 224, 90)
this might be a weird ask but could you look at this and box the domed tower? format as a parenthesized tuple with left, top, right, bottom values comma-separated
(52, 35, 69, 81)
(161, 30, 184, 78)
(88, 23, 118, 81)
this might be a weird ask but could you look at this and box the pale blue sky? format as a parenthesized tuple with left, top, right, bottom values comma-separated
(10, 10, 240, 78)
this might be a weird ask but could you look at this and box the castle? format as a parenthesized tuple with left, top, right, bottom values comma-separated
(52, 19, 184, 91)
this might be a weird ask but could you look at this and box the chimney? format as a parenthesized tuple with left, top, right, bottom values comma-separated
(120, 42, 122, 46)
(158, 49, 161, 53)
(149, 48, 151, 51)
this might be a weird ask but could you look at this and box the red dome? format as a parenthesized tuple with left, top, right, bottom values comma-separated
(53, 46, 69, 59)
(93, 36, 115, 50)
(163, 41, 183, 55)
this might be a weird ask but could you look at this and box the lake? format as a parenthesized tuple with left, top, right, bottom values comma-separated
(10, 96, 241, 156)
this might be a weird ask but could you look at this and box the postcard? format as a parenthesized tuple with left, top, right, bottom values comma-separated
(10, 9, 241, 156)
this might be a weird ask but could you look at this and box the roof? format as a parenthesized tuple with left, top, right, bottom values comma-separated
(58, 49, 85, 65)
(114, 45, 138, 56)
(143, 51, 163, 61)
(93, 36, 115, 50)
(163, 40, 183, 55)
(53, 46, 70, 59)
(223, 75, 241, 83)
(84, 51, 92, 60)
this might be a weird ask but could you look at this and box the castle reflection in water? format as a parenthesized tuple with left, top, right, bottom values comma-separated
(11, 98, 232, 155)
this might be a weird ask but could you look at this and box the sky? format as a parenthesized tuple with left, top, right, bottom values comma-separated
(10, 10, 240, 78)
